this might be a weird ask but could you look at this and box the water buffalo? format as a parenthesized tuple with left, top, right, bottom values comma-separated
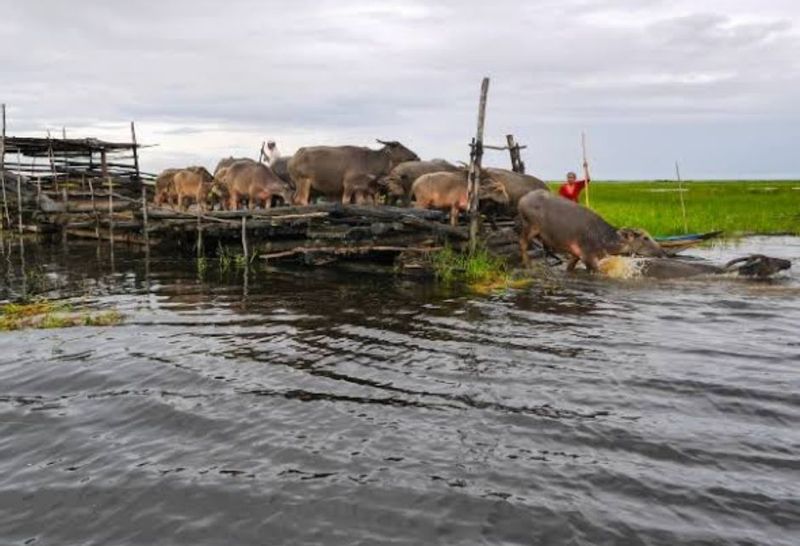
(379, 159, 459, 205)
(270, 156, 293, 185)
(288, 140, 419, 205)
(631, 254, 792, 279)
(216, 159, 293, 210)
(173, 167, 228, 212)
(518, 189, 665, 271)
(411, 170, 509, 226)
(486, 168, 549, 210)
(154, 168, 179, 207)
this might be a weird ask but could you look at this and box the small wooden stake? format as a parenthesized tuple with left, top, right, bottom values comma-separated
(506, 134, 525, 174)
(88, 179, 100, 240)
(102, 150, 114, 245)
(241, 216, 249, 261)
(675, 161, 688, 234)
(141, 183, 150, 247)
(468, 77, 490, 254)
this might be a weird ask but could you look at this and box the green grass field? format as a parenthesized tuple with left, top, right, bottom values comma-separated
(545, 180, 800, 237)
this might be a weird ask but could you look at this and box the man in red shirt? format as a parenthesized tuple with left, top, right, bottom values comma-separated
(558, 167, 590, 203)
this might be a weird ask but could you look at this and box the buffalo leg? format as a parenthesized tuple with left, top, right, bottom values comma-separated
(566, 256, 580, 271)
(293, 179, 311, 206)
(519, 223, 540, 268)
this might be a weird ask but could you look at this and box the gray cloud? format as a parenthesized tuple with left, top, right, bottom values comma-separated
(0, 0, 798, 178)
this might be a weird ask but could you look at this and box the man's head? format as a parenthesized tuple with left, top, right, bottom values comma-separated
(566, 171, 577, 183)
(267, 140, 276, 150)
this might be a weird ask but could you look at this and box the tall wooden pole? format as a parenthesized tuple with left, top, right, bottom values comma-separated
(1, 104, 9, 230)
(468, 77, 490, 254)
(675, 161, 688, 234)
(15, 150, 23, 234)
(581, 131, 591, 208)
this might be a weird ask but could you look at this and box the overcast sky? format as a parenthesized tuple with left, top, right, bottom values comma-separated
(1, 0, 799, 179)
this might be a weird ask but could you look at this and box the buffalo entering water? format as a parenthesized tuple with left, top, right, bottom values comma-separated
(0, 237, 798, 545)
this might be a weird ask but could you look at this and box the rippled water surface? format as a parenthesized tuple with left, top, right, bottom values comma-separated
(1, 236, 798, 545)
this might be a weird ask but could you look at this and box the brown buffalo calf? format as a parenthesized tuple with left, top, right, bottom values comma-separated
(411, 171, 509, 226)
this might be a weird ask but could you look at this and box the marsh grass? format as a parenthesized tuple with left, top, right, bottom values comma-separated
(217, 244, 251, 274)
(546, 180, 800, 236)
(0, 299, 122, 331)
(430, 246, 529, 293)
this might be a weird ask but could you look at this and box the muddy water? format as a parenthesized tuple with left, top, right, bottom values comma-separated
(1, 236, 798, 545)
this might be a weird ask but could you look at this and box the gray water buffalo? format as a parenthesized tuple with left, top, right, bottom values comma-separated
(518, 189, 665, 271)
(486, 168, 549, 210)
(412, 170, 509, 226)
(270, 156, 293, 185)
(215, 159, 293, 210)
(288, 140, 419, 205)
(213, 157, 251, 177)
(638, 254, 791, 279)
(380, 159, 459, 205)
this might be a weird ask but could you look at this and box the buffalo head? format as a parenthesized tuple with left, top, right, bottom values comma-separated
(617, 228, 666, 257)
(477, 177, 510, 205)
(376, 139, 420, 165)
(725, 254, 791, 278)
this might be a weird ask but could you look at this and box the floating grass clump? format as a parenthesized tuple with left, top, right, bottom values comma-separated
(546, 180, 800, 236)
(0, 300, 122, 331)
(431, 246, 529, 293)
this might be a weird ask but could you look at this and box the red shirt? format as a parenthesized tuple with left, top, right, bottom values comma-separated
(558, 180, 588, 202)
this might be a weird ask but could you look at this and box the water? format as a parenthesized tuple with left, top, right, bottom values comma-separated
(1, 236, 798, 545)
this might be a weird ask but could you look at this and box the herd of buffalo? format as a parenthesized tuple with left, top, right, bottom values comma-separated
(152, 140, 791, 278)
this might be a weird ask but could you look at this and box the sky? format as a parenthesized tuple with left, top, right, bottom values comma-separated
(1, 0, 799, 179)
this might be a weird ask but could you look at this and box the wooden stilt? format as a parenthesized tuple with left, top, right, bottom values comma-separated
(16, 149, 23, 234)
(88, 179, 100, 240)
(468, 77, 490, 254)
(141, 184, 150, 247)
(241, 216, 249, 261)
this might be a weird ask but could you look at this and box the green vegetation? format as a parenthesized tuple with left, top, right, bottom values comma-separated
(546, 180, 800, 237)
(217, 244, 250, 274)
(430, 246, 533, 293)
(0, 300, 122, 331)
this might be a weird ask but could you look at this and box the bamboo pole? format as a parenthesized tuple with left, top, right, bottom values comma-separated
(1, 103, 9, 230)
(468, 77, 490, 254)
(581, 131, 591, 208)
(675, 161, 688, 234)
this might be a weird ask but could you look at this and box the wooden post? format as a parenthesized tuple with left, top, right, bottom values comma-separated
(130, 121, 141, 183)
(88, 178, 100, 240)
(196, 209, 203, 258)
(15, 171, 23, 234)
(141, 184, 150, 246)
(581, 131, 591, 208)
(675, 161, 688, 234)
(506, 134, 525, 174)
(467, 77, 490, 254)
(241, 216, 249, 261)
(61, 186, 68, 243)
(259, 141, 266, 163)
(102, 149, 114, 239)
(1, 103, 9, 230)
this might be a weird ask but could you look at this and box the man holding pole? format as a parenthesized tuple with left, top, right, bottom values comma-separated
(558, 166, 590, 203)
